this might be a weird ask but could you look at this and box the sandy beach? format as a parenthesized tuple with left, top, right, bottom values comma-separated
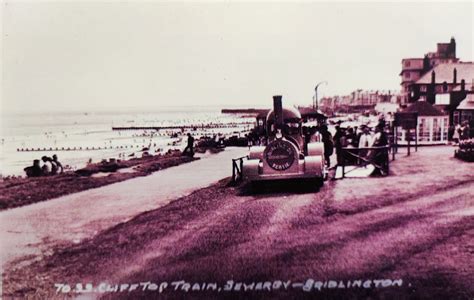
(1, 110, 253, 177)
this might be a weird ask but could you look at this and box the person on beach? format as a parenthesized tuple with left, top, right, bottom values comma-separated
(183, 133, 195, 157)
(41, 156, 54, 175)
(24, 159, 42, 177)
(52, 154, 64, 174)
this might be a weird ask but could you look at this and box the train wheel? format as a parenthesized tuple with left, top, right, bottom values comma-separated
(313, 177, 324, 188)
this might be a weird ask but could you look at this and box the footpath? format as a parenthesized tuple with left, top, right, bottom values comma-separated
(0, 147, 248, 269)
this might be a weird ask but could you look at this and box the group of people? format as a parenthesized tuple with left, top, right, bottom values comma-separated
(24, 154, 64, 177)
(318, 121, 389, 173)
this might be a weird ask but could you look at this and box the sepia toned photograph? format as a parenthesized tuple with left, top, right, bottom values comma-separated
(1, 1, 473, 299)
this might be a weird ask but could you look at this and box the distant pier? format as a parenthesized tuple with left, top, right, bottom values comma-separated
(111, 123, 254, 131)
(221, 108, 269, 115)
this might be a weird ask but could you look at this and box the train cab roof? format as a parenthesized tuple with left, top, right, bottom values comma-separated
(266, 106, 302, 123)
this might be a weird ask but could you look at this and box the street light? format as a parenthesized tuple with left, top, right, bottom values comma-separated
(313, 81, 328, 110)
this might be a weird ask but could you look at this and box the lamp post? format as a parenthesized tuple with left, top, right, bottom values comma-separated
(314, 81, 328, 110)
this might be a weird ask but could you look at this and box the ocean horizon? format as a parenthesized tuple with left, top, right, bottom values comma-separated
(1, 108, 255, 177)
(1, 103, 272, 116)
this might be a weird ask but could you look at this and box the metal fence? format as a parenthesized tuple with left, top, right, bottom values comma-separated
(339, 145, 391, 178)
(231, 155, 248, 183)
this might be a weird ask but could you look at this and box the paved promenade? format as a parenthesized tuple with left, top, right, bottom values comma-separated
(0, 147, 248, 268)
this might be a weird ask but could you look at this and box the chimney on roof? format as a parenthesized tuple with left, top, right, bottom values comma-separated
(423, 55, 430, 72)
(449, 37, 456, 59)
(453, 68, 457, 84)
(431, 71, 436, 84)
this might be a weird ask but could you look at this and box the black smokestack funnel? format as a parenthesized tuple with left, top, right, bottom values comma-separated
(273, 95, 283, 130)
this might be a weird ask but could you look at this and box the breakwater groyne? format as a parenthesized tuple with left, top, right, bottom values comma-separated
(16, 145, 148, 152)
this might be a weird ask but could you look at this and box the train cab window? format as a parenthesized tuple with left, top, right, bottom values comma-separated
(284, 122, 300, 135)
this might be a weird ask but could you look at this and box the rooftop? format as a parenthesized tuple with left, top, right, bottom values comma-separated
(456, 94, 474, 110)
(415, 62, 474, 84)
(402, 100, 446, 116)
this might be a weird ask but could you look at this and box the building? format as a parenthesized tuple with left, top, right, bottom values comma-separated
(397, 101, 449, 145)
(319, 90, 400, 113)
(375, 102, 399, 115)
(407, 63, 474, 126)
(400, 38, 459, 104)
(454, 93, 474, 128)
(409, 62, 474, 103)
(400, 58, 425, 104)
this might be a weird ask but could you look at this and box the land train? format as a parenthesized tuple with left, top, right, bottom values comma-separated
(242, 95, 326, 186)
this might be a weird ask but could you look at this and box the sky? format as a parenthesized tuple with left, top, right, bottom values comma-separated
(1, 1, 473, 112)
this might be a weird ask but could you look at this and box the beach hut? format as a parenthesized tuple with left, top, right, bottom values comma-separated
(398, 101, 449, 145)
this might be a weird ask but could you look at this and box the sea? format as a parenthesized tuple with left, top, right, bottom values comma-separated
(0, 107, 255, 177)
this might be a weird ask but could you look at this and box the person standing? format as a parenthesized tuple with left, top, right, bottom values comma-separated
(460, 121, 470, 140)
(453, 124, 461, 144)
(183, 133, 195, 157)
(358, 126, 372, 162)
(319, 125, 334, 168)
(333, 123, 344, 166)
(371, 125, 389, 175)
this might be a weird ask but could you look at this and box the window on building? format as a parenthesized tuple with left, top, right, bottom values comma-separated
(418, 118, 431, 142)
(454, 111, 460, 125)
(461, 112, 474, 124)
(405, 72, 410, 78)
(443, 117, 449, 141)
(405, 61, 411, 67)
(421, 85, 427, 92)
(433, 118, 441, 141)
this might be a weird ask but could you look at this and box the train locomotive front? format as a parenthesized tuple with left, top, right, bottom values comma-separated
(242, 95, 326, 186)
